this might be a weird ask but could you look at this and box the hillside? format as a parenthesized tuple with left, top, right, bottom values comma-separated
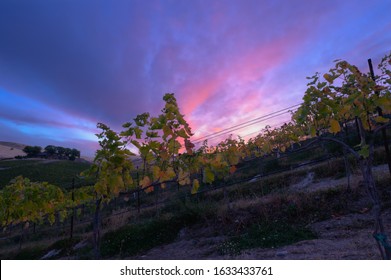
(0, 141, 27, 159)
(1, 162, 389, 260)
(0, 140, 390, 260)
(0, 159, 93, 189)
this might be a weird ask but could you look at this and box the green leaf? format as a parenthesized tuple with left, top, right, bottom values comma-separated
(178, 169, 190, 186)
(376, 96, 391, 113)
(191, 179, 200, 194)
(140, 176, 151, 188)
(310, 126, 317, 137)
(176, 128, 188, 138)
(374, 116, 390, 124)
(130, 140, 141, 149)
(203, 168, 215, 184)
(168, 139, 181, 154)
(134, 127, 143, 139)
(358, 145, 369, 158)
(329, 119, 341, 133)
(323, 73, 334, 83)
(317, 82, 327, 89)
(146, 131, 159, 138)
(152, 166, 161, 181)
(163, 125, 173, 139)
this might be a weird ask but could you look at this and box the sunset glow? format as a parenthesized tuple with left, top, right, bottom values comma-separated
(0, 0, 390, 156)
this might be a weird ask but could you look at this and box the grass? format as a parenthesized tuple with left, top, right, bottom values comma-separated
(10, 246, 47, 260)
(7, 237, 84, 260)
(0, 159, 92, 189)
(100, 203, 204, 258)
(218, 222, 317, 256)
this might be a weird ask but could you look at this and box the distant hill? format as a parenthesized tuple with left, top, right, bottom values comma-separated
(0, 140, 141, 163)
(0, 141, 27, 159)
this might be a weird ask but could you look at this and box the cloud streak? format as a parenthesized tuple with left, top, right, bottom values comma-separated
(0, 0, 390, 156)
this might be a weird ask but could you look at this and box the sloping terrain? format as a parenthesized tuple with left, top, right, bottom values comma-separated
(0, 141, 27, 159)
(130, 165, 391, 260)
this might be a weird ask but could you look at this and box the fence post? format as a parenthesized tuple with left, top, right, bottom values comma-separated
(70, 178, 75, 240)
(368, 58, 391, 176)
(137, 189, 141, 214)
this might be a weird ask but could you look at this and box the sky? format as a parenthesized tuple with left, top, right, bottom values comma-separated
(0, 0, 390, 157)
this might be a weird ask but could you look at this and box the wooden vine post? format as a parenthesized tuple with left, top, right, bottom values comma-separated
(84, 123, 135, 259)
(293, 53, 391, 259)
(368, 58, 391, 177)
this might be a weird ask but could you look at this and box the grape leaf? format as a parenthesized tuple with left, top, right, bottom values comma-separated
(140, 176, 151, 188)
(329, 119, 341, 133)
(191, 179, 200, 194)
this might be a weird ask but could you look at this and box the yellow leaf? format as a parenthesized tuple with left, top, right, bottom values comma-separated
(323, 73, 333, 83)
(95, 181, 108, 196)
(227, 152, 240, 165)
(360, 116, 370, 130)
(177, 128, 188, 138)
(109, 175, 124, 195)
(160, 167, 176, 181)
(144, 186, 154, 193)
(329, 119, 341, 133)
(152, 166, 161, 181)
(123, 173, 133, 187)
(163, 126, 173, 139)
(203, 168, 215, 184)
(140, 176, 151, 188)
(310, 126, 317, 137)
(375, 116, 389, 124)
(178, 169, 190, 186)
(358, 145, 369, 158)
(263, 141, 272, 153)
(191, 179, 200, 194)
(48, 214, 55, 225)
(377, 96, 391, 113)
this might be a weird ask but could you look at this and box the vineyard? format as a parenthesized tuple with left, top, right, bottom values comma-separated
(1, 53, 391, 260)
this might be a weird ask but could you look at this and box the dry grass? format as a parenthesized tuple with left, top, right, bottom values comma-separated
(0, 143, 26, 159)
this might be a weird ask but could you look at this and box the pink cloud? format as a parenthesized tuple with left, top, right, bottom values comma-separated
(177, 27, 308, 140)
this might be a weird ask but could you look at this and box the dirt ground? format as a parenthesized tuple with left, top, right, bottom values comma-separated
(132, 165, 391, 260)
(130, 208, 391, 260)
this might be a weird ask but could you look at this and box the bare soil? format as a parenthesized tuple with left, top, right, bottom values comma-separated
(130, 209, 390, 260)
(132, 165, 391, 260)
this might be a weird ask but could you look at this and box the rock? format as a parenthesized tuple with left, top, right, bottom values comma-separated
(41, 249, 61, 259)
(73, 239, 88, 250)
(276, 250, 288, 257)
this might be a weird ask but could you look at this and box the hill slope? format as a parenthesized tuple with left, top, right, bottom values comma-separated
(0, 141, 27, 159)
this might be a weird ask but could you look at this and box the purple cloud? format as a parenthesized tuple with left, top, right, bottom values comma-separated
(0, 0, 390, 156)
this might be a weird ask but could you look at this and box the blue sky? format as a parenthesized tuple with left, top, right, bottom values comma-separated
(0, 0, 390, 156)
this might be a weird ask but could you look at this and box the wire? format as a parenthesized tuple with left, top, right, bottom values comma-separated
(192, 104, 301, 144)
(239, 119, 292, 139)
(126, 103, 302, 154)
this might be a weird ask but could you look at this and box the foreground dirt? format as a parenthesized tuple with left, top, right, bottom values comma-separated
(130, 208, 391, 260)
(132, 165, 391, 260)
